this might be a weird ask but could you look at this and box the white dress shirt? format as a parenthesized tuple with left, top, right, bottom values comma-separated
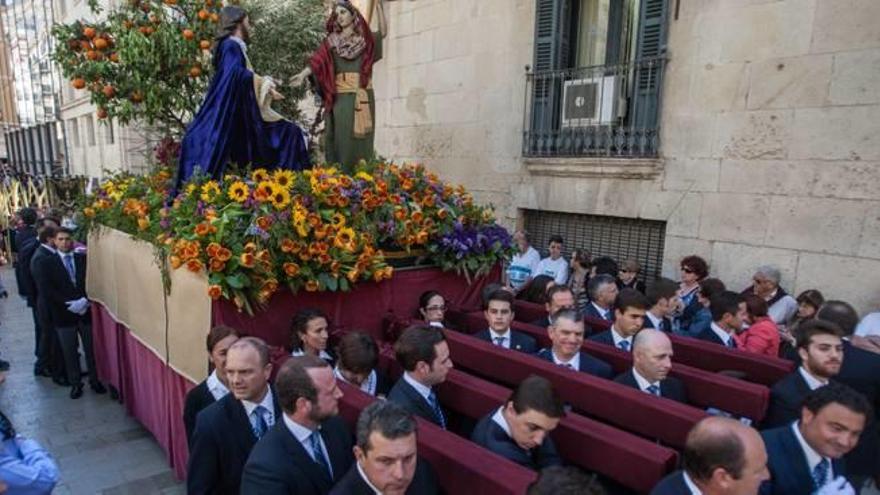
(709, 322, 734, 347)
(403, 372, 433, 401)
(792, 422, 833, 486)
(591, 302, 612, 321)
(334, 366, 377, 396)
(291, 348, 335, 363)
(855, 312, 880, 337)
(551, 350, 581, 370)
(682, 471, 703, 494)
(798, 366, 828, 391)
(282, 414, 333, 478)
(491, 406, 512, 437)
(632, 368, 661, 394)
(242, 386, 275, 430)
(488, 328, 512, 349)
(428, 321, 444, 329)
(609, 327, 633, 350)
(356, 461, 382, 494)
(205, 370, 230, 401)
(645, 311, 663, 330)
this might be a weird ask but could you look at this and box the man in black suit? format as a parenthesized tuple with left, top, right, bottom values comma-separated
(330, 400, 439, 495)
(763, 320, 843, 428)
(582, 274, 618, 323)
(651, 416, 769, 495)
(760, 383, 870, 495)
(589, 288, 648, 352)
(471, 375, 563, 470)
(476, 290, 537, 353)
(188, 337, 280, 495)
(12, 208, 37, 373)
(334, 332, 391, 397)
(695, 291, 746, 349)
(643, 278, 678, 333)
(183, 325, 240, 446)
(241, 355, 353, 494)
(25, 221, 65, 382)
(31, 227, 105, 399)
(614, 329, 687, 403)
(816, 301, 880, 487)
(529, 285, 575, 328)
(387, 326, 453, 429)
(536, 309, 612, 378)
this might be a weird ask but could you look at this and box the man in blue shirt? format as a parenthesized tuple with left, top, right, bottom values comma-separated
(0, 380, 59, 495)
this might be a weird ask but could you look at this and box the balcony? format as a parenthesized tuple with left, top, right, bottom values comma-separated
(522, 56, 666, 159)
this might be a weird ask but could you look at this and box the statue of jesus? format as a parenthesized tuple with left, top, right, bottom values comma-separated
(176, 6, 310, 191)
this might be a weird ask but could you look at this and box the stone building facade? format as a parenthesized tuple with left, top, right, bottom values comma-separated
(370, 0, 880, 314)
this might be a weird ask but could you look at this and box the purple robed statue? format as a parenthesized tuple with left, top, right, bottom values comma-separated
(176, 6, 310, 190)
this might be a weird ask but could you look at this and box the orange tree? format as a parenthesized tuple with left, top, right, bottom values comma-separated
(52, 0, 322, 139)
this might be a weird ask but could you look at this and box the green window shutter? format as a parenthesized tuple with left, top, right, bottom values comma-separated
(631, 0, 668, 129)
(530, 0, 571, 153)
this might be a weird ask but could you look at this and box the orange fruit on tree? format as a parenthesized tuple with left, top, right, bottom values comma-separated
(86, 50, 99, 60)
(130, 90, 144, 103)
(199, 40, 210, 50)
(94, 38, 108, 50)
(79, 40, 91, 51)
(109, 52, 119, 63)
(71, 78, 86, 89)
(209, 13, 219, 22)
(83, 26, 96, 39)
(102, 85, 115, 98)
(189, 65, 202, 78)
(182, 29, 194, 40)
(97, 108, 108, 119)
(197, 9, 209, 20)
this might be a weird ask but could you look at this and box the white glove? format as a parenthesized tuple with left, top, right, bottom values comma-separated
(65, 297, 89, 315)
(815, 477, 855, 495)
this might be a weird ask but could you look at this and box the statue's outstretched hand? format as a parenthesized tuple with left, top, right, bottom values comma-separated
(269, 88, 285, 101)
(289, 67, 312, 88)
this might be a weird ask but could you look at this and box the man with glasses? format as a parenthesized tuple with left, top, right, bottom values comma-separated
(742, 265, 798, 327)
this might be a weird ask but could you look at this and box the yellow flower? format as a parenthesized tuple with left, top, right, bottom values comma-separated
(227, 181, 249, 203)
(254, 181, 275, 202)
(354, 171, 374, 182)
(334, 227, 357, 252)
(272, 169, 295, 188)
(200, 181, 221, 202)
(330, 213, 346, 229)
(251, 168, 269, 183)
(269, 186, 291, 210)
(185, 183, 197, 196)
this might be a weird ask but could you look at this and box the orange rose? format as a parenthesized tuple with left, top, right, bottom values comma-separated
(318, 253, 332, 266)
(206, 242, 221, 258)
(216, 247, 232, 262)
(256, 249, 271, 264)
(240, 252, 255, 268)
(305, 280, 319, 292)
(194, 222, 211, 237)
(186, 259, 203, 273)
(299, 252, 312, 262)
(209, 259, 226, 273)
(207, 285, 222, 300)
(415, 230, 429, 245)
(263, 279, 279, 292)
(307, 214, 321, 228)
(437, 208, 448, 220)
(243, 242, 257, 253)
(256, 216, 272, 231)
(170, 255, 182, 269)
(346, 269, 359, 283)
(411, 211, 424, 223)
(394, 208, 406, 221)
(283, 262, 300, 277)
(330, 261, 341, 275)
(280, 238, 296, 253)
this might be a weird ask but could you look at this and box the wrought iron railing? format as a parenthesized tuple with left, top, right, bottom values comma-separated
(522, 56, 666, 158)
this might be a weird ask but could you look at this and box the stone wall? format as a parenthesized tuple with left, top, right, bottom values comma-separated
(371, 0, 880, 313)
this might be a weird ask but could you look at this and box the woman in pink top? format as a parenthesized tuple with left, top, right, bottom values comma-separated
(735, 294, 780, 356)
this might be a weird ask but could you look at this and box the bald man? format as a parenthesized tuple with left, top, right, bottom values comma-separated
(651, 417, 769, 495)
(613, 329, 688, 403)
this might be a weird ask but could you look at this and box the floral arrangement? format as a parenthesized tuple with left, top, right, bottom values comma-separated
(79, 163, 513, 313)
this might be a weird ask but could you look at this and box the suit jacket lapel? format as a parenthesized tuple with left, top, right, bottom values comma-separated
(402, 380, 436, 421)
(278, 421, 334, 489)
(781, 426, 814, 494)
(228, 397, 257, 453)
(320, 422, 348, 481)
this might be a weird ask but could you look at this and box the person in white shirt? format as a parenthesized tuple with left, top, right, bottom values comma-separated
(650, 416, 769, 495)
(745, 266, 798, 327)
(290, 308, 336, 364)
(184, 325, 240, 445)
(505, 230, 542, 292)
(855, 311, 880, 338)
(614, 329, 688, 403)
(534, 235, 569, 286)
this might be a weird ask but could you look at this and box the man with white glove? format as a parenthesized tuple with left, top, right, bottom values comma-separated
(31, 227, 106, 400)
(816, 476, 855, 495)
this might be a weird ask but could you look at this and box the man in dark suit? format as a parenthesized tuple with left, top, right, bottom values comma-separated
(330, 400, 439, 495)
(529, 285, 575, 328)
(763, 320, 843, 428)
(816, 301, 880, 487)
(31, 227, 105, 398)
(471, 375, 563, 470)
(25, 222, 65, 382)
(760, 383, 870, 495)
(582, 274, 618, 323)
(183, 325, 240, 446)
(12, 208, 38, 373)
(476, 289, 537, 353)
(651, 416, 769, 495)
(643, 278, 678, 333)
(334, 332, 391, 397)
(387, 326, 453, 429)
(188, 337, 280, 495)
(536, 308, 612, 379)
(614, 329, 687, 403)
(695, 291, 746, 349)
(241, 355, 353, 494)
(589, 288, 648, 352)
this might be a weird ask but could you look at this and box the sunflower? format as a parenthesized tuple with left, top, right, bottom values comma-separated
(227, 181, 250, 203)
(330, 212, 347, 229)
(200, 181, 221, 202)
(251, 168, 270, 183)
(272, 169, 295, 189)
(334, 227, 357, 252)
(254, 181, 275, 202)
(269, 186, 291, 211)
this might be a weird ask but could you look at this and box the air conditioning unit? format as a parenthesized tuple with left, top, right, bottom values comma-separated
(561, 75, 619, 127)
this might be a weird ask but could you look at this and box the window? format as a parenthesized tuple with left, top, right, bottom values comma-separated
(523, 0, 669, 158)
(83, 115, 95, 146)
(104, 120, 114, 144)
(523, 209, 666, 283)
(68, 119, 79, 148)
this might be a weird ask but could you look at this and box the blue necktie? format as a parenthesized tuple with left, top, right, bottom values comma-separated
(646, 384, 660, 396)
(494, 336, 507, 347)
(309, 431, 333, 479)
(251, 405, 268, 439)
(63, 254, 76, 284)
(727, 338, 737, 349)
(427, 391, 446, 430)
(618, 340, 631, 352)
(811, 458, 829, 489)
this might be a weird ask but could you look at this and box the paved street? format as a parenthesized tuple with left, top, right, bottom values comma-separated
(0, 268, 184, 494)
